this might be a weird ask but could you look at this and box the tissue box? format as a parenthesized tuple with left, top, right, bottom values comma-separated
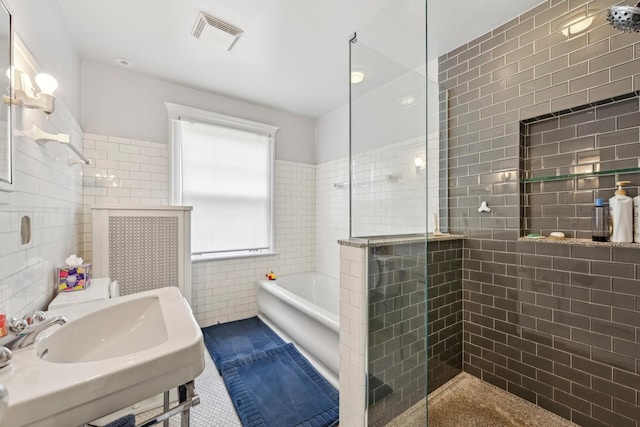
(58, 264, 92, 292)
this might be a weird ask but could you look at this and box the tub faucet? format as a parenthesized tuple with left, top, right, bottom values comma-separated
(1, 316, 68, 351)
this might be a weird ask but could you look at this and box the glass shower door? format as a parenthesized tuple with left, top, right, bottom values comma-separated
(348, 0, 427, 425)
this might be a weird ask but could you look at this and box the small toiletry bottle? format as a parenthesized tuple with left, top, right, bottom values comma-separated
(609, 180, 633, 243)
(591, 198, 609, 242)
(634, 191, 640, 243)
(0, 315, 5, 338)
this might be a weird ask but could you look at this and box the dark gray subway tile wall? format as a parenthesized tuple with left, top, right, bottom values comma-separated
(438, 0, 640, 425)
(523, 96, 640, 238)
(367, 240, 462, 427)
(426, 239, 463, 392)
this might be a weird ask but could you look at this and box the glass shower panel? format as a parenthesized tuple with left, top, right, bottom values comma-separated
(349, 0, 427, 425)
(349, 0, 426, 239)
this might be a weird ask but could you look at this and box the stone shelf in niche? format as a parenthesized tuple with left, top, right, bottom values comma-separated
(520, 166, 640, 183)
(518, 236, 640, 248)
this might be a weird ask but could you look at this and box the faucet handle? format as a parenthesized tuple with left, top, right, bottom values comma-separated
(8, 317, 28, 334)
(0, 347, 11, 370)
(23, 310, 47, 325)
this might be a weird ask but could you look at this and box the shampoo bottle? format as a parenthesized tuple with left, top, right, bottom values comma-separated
(610, 180, 633, 243)
(634, 192, 640, 243)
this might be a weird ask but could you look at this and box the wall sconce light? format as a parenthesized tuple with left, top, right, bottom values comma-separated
(414, 157, 426, 171)
(561, 16, 593, 36)
(3, 69, 58, 115)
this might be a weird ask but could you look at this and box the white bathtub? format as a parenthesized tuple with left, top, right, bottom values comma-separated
(256, 272, 339, 384)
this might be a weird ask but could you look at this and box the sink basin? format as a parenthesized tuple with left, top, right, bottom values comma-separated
(38, 295, 169, 363)
(0, 287, 205, 427)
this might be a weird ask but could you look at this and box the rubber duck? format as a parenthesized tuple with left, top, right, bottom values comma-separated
(265, 271, 276, 280)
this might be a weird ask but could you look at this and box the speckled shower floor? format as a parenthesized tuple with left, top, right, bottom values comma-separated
(386, 372, 578, 427)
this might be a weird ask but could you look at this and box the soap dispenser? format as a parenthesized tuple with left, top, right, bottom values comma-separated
(609, 180, 633, 243)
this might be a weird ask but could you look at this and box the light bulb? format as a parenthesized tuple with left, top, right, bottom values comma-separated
(35, 73, 57, 95)
(351, 71, 365, 84)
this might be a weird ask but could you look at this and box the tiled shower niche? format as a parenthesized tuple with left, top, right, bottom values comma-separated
(521, 93, 640, 239)
(367, 239, 462, 426)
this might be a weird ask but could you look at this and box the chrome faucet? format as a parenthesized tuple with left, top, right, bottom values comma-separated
(1, 316, 68, 351)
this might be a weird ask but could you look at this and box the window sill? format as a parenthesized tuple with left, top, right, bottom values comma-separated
(191, 251, 278, 263)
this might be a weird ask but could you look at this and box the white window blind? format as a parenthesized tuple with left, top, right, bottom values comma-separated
(168, 104, 278, 260)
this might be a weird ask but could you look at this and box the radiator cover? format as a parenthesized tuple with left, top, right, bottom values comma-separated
(92, 206, 192, 305)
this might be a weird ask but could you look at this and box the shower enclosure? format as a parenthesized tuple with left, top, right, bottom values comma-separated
(347, 0, 640, 426)
(347, 0, 446, 425)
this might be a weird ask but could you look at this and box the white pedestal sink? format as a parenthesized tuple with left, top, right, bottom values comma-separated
(0, 287, 205, 427)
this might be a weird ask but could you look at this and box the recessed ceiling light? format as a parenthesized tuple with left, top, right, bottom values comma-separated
(351, 71, 365, 84)
(400, 95, 416, 106)
(115, 57, 133, 68)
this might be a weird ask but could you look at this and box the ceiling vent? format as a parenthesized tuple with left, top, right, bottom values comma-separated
(192, 12, 243, 51)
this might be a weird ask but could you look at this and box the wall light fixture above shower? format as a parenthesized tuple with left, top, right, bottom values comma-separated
(560, 16, 594, 36)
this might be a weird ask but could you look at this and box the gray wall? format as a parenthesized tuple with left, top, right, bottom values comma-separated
(7, 0, 81, 119)
(441, 0, 640, 425)
(80, 60, 317, 164)
(315, 104, 349, 163)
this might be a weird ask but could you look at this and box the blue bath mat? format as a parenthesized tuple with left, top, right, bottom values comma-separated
(222, 343, 339, 427)
(202, 316, 285, 372)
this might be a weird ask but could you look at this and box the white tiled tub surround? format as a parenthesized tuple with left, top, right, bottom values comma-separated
(314, 135, 436, 278)
(81, 134, 316, 326)
(0, 104, 84, 317)
(191, 160, 316, 325)
(315, 157, 349, 277)
(339, 243, 368, 427)
(351, 136, 427, 237)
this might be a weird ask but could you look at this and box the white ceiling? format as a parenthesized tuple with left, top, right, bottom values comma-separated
(56, 0, 545, 119)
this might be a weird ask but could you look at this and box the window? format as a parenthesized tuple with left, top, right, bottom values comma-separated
(167, 103, 278, 260)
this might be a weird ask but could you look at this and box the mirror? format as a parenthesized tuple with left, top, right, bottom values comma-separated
(0, 0, 11, 192)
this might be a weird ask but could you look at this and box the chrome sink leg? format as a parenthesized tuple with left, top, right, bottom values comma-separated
(180, 381, 199, 427)
(163, 390, 170, 427)
(136, 382, 199, 427)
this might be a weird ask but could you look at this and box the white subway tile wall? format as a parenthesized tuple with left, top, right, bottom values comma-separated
(351, 137, 427, 236)
(190, 160, 317, 325)
(338, 244, 368, 427)
(0, 105, 84, 318)
(81, 134, 170, 260)
(315, 157, 349, 278)
(2, 116, 429, 327)
(81, 136, 316, 326)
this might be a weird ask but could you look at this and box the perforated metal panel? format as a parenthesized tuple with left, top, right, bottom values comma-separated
(108, 216, 180, 296)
